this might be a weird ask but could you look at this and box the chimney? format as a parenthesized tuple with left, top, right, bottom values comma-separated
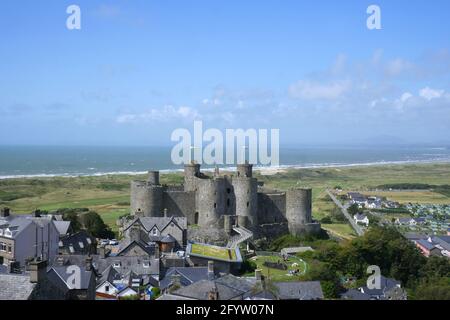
(255, 269, 262, 281)
(56, 256, 65, 266)
(154, 242, 160, 258)
(207, 260, 215, 280)
(129, 225, 141, 243)
(0, 207, 10, 218)
(163, 208, 168, 218)
(171, 274, 181, 289)
(85, 256, 93, 271)
(98, 246, 108, 259)
(207, 286, 219, 300)
(29, 259, 47, 283)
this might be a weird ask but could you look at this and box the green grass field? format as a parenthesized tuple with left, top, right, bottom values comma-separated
(248, 254, 307, 281)
(190, 243, 238, 261)
(1, 163, 449, 238)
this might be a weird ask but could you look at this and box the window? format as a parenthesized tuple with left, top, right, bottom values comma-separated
(0, 243, 6, 251)
(152, 228, 158, 236)
(246, 202, 249, 207)
(227, 188, 231, 194)
(214, 203, 217, 209)
(194, 212, 199, 224)
(105, 285, 110, 292)
(7, 245, 12, 253)
(227, 199, 230, 207)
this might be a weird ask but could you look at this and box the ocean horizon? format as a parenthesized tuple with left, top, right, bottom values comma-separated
(0, 145, 449, 179)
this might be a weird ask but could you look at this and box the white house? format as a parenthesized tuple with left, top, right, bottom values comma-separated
(354, 213, 369, 227)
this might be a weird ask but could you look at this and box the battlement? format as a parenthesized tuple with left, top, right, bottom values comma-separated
(130, 163, 320, 239)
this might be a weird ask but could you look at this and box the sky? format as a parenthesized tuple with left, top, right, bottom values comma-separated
(0, 0, 450, 147)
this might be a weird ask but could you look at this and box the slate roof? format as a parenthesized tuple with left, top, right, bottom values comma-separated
(361, 276, 401, 297)
(47, 266, 94, 291)
(403, 232, 427, 241)
(340, 289, 372, 300)
(170, 274, 256, 300)
(416, 239, 435, 251)
(53, 221, 71, 236)
(51, 254, 160, 279)
(125, 216, 187, 234)
(59, 231, 96, 254)
(161, 234, 176, 243)
(246, 290, 276, 300)
(0, 273, 36, 300)
(272, 281, 324, 300)
(0, 215, 34, 238)
(431, 236, 450, 251)
(159, 267, 209, 290)
(157, 293, 195, 300)
(354, 213, 368, 221)
(116, 239, 155, 256)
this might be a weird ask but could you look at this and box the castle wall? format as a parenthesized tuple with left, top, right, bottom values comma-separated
(196, 178, 226, 227)
(130, 181, 163, 217)
(162, 191, 196, 224)
(184, 163, 200, 192)
(286, 189, 315, 236)
(232, 177, 258, 229)
(257, 193, 287, 224)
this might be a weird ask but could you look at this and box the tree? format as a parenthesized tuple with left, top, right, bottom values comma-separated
(413, 277, 450, 300)
(81, 211, 114, 239)
(62, 211, 82, 233)
(347, 204, 360, 216)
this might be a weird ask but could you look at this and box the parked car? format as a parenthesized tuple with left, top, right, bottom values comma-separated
(99, 239, 109, 246)
(109, 239, 119, 245)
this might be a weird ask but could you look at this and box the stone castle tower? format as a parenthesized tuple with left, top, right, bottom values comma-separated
(130, 163, 321, 239)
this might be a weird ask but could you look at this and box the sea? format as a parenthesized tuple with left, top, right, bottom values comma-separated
(0, 145, 449, 179)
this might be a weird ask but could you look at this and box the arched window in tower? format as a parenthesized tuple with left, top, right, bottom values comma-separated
(214, 203, 217, 209)
(246, 201, 249, 207)
(227, 188, 231, 194)
(227, 199, 230, 207)
(194, 212, 199, 224)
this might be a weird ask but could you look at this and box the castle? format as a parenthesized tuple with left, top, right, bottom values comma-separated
(130, 162, 321, 240)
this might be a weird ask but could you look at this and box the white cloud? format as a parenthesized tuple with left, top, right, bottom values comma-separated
(400, 92, 413, 102)
(384, 58, 413, 76)
(419, 87, 444, 100)
(116, 105, 199, 123)
(289, 80, 351, 100)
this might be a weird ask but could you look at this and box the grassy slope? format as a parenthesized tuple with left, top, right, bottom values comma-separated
(1, 163, 449, 236)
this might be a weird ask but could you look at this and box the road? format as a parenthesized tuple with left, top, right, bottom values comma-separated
(326, 189, 365, 236)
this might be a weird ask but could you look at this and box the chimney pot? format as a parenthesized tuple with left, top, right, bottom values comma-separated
(29, 259, 47, 283)
(86, 256, 93, 271)
(1, 207, 10, 217)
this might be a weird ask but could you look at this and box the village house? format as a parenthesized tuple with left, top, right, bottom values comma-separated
(341, 275, 406, 300)
(0, 208, 59, 267)
(353, 213, 369, 227)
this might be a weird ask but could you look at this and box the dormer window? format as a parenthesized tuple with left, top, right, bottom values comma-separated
(143, 261, 150, 268)
(152, 228, 158, 236)
(113, 261, 121, 268)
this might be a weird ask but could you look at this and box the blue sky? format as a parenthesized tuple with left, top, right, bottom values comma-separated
(1, 0, 450, 146)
